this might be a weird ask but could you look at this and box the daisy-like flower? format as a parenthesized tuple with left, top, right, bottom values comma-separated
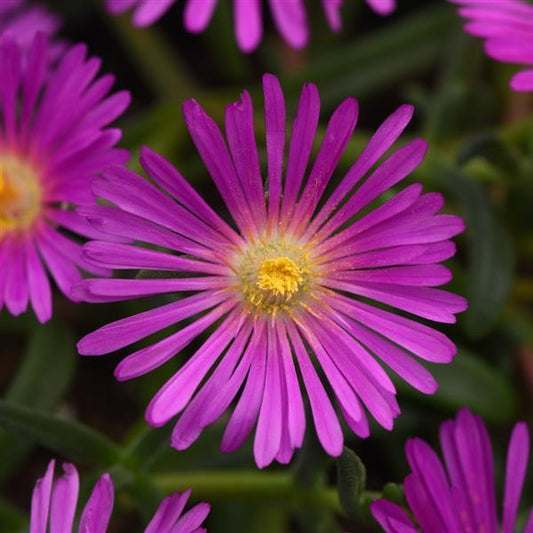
(449, 0, 533, 92)
(0, 34, 130, 322)
(31, 460, 210, 532)
(76, 74, 466, 468)
(0, 0, 63, 56)
(105, 0, 396, 52)
(371, 409, 533, 533)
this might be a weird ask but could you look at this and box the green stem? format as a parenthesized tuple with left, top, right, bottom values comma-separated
(154, 470, 341, 512)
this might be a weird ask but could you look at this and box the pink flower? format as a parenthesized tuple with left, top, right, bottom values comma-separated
(76, 74, 466, 468)
(449, 0, 533, 92)
(0, 34, 130, 322)
(372, 409, 533, 533)
(105, 0, 396, 52)
(0, 0, 64, 58)
(31, 460, 210, 532)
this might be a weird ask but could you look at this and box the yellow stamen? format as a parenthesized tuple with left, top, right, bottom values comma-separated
(0, 154, 42, 237)
(235, 237, 317, 316)
(257, 257, 302, 297)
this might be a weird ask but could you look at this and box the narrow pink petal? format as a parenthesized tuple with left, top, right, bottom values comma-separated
(263, 74, 286, 228)
(286, 321, 343, 456)
(254, 326, 283, 468)
(371, 500, 417, 533)
(510, 69, 533, 92)
(146, 311, 241, 426)
(182, 99, 258, 237)
(50, 463, 79, 533)
(25, 236, 52, 323)
(30, 460, 55, 533)
(234, 0, 262, 52)
(139, 147, 241, 246)
(268, 0, 308, 49)
(184, 0, 217, 32)
(145, 490, 190, 533)
(172, 323, 252, 450)
(4, 237, 29, 316)
(289, 97, 358, 234)
(173, 502, 210, 532)
(322, 0, 343, 31)
(116, 300, 235, 381)
(77, 291, 227, 355)
(277, 322, 305, 447)
(132, 0, 176, 27)
(78, 474, 114, 533)
(366, 0, 396, 16)
(221, 325, 267, 453)
(306, 104, 414, 239)
(503, 422, 530, 533)
(281, 82, 320, 220)
(225, 90, 267, 226)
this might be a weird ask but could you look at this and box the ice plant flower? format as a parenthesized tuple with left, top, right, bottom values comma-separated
(31, 460, 210, 532)
(105, 0, 396, 52)
(0, 34, 130, 322)
(0, 0, 63, 56)
(76, 74, 466, 468)
(372, 408, 533, 533)
(449, 0, 533, 92)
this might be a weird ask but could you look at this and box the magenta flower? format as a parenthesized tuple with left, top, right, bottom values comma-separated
(0, 0, 63, 56)
(449, 0, 533, 92)
(76, 74, 466, 468)
(0, 34, 130, 323)
(372, 409, 533, 533)
(105, 0, 396, 52)
(31, 460, 210, 532)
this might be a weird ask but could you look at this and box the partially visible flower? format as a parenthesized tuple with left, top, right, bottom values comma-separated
(0, 34, 130, 322)
(105, 0, 396, 52)
(372, 408, 533, 533)
(449, 0, 533, 92)
(0, 0, 63, 57)
(76, 74, 466, 468)
(31, 460, 210, 532)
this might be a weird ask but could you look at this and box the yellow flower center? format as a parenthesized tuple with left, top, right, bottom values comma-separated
(257, 257, 302, 297)
(236, 238, 315, 316)
(0, 154, 42, 238)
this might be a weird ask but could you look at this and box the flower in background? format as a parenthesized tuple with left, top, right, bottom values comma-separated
(0, 0, 64, 57)
(0, 34, 130, 323)
(31, 460, 210, 532)
(105, 0, 396, 52)
(372, 409, 533, 533)
(77, 73, 466, 467)
(449, 0, 533, 92)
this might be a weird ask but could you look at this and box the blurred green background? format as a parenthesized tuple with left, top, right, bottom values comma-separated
(0, 1, 532, 531)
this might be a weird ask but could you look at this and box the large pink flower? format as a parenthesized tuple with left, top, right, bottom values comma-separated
(449, 0, 533, 92)
(372, 409, 533, 533)
(0, 34, 130, 322)
(105, 0, 396, 52)
(76, 74, 466, 468)
(31, 460, 210, 532)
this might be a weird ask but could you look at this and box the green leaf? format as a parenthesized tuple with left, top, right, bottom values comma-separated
(0, 321, 76, 484)
(432, 161, 514, 338)
(336, 447, 366, 519)
(0, 401, 121, 466)
(401, 348, 517, 422)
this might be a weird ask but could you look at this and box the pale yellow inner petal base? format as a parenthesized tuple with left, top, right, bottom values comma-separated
(0, 154, 42, 238)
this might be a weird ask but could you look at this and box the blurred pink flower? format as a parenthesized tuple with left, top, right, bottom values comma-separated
(372, 408, 533, 533)
(31, 460, 210, 532)
(105, 0, 397, 51)
(0, 35, 130, 322)
(449, 0, 533, 92)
